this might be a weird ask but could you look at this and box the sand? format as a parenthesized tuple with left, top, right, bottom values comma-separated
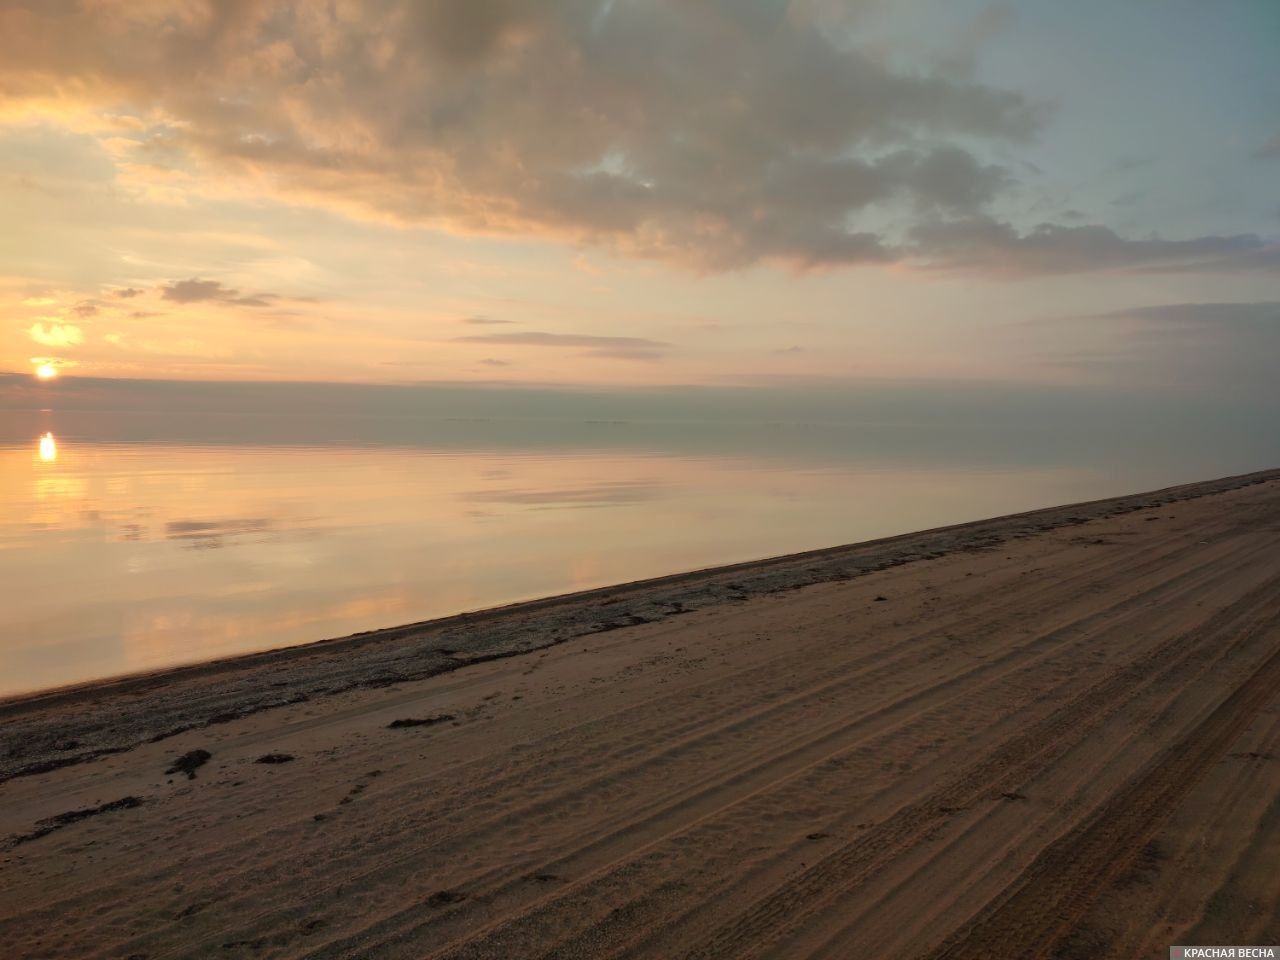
(1, 468, 1278, 959)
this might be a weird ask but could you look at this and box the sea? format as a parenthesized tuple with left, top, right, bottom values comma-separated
(2, 375, 1276, 696)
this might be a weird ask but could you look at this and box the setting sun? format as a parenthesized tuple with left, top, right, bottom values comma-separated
(34, 362, 58, 380)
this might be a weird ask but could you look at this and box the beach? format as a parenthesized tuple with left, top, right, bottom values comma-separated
(2, 468, 1279, 958)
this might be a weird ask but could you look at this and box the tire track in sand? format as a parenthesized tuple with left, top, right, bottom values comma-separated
(923, 624, 1280, 960)
(674, 572, 1280, 960)
(302, 540, 1268, 960)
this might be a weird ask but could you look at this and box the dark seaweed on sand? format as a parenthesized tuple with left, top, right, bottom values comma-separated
(386, 715, 455, 729)
(165, 749, 212, 779)
(11, 796, 145, 845)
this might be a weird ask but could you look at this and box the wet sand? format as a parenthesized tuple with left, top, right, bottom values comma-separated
(2, 468, 1278, 959)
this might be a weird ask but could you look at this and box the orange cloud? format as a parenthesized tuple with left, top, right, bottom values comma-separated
(28, 322, 84, 347)
(0, 0, 1039, 272)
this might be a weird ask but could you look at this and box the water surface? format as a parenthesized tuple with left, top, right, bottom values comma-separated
(3, 377, 1276, 696)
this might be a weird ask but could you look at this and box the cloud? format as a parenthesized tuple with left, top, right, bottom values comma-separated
(28, 322, 83, 347)
(4, 2, 1268, 279)
(1091, 302, 1280, 326)
(912, 216, 1280, 277)
(458, 330, 670, 361)
(479, 358, 511, 366)
(160, 279, 232, 303)
(0, 0, 1044, 272)
(112, 287, 143, 298)
(72, 300, 98, 317)
(462, 315, 513, 325)
(1253, 132, 1280, 161)
(1044, 301, 1280, 389)
(931, 2, 1018, 80)
(160, 278, 275, 307)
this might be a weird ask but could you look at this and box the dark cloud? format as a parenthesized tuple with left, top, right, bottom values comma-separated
(72, 300, 98, 317)
(458, 330, 670, 361)
(463, 315, 513, 325)
(932, 2, 1018, 80)
(112, 288, 143, 298)
(1046, 302, 1280, 389)
(1090, 301, 1280, 328)
(161, 279, 229, 303)
(4, 2, 1268, 277)
(912, 216, 1280, 278)
(160, 278, 276, 307)
(479, 358, 511, 366)
(0, 0, 1044, 271)
(1253, 133, 1280, 161)
(404, 0, 542, 64)
(1106, 154, 1155, 173)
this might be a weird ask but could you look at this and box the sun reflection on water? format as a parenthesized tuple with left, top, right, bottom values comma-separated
(38, 432, 57, 463)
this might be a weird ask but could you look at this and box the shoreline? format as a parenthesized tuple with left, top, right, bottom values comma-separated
(2, 465, 1275, 785)
(2, 466, 1278, 958)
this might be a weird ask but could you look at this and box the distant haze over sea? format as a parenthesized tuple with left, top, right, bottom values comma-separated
(3, 373, 1277, 473)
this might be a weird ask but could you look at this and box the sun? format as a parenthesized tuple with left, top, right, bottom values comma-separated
(34, 362, 59, 380)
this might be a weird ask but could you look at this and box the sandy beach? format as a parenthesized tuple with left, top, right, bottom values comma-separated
(2, 468, 1279, 959)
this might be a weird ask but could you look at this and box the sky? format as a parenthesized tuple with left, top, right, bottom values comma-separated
(1, 0, 1278, 392)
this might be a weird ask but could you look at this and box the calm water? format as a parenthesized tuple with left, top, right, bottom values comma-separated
(2, 378, 1276, 696)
